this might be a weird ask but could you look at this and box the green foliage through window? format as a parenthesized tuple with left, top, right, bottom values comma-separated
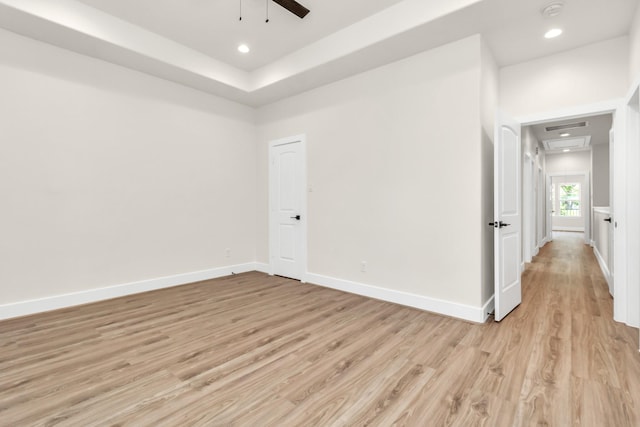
(557, 183, 580, 217)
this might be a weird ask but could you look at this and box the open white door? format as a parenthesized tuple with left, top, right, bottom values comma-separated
(493, 113, 522, 321)
(546, 175, 553, 243)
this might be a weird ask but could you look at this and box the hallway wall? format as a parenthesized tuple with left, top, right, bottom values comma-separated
(0, 29, 258, 306)
(592, 143, 610, 207)
(257, 36, 491, 319)
(499, 37, 629, 117)
(630, 3, 640, 82)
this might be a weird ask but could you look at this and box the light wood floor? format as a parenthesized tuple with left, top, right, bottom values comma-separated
(1, 234, 639, 426)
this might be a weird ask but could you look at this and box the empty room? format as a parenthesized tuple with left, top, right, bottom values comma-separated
(1, 0, 640, 425)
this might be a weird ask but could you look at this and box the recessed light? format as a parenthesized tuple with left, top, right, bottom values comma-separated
(560, 132, 571, 137)
(237, 44, 250, 53)
(563, 149, 571, 152)
(545, 28, 563, 39)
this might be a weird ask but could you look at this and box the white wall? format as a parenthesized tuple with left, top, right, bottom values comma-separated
(592, 143, 610, 207)
(0, 29, 257, 305)
(480, 39, 498, 306)
(630, 4, 640, 82)
(257, 36, 488, 314)
(500, 37, 630, 117)
(546, 150, 591, 174)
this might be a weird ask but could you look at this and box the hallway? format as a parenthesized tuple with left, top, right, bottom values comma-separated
(496, 231, 640, 425)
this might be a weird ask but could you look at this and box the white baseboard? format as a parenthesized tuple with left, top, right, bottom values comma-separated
(254, 262, 270, 274)
(552, 226, 585, 232)
(2, 264, 494, 324)
(305, 273, 492, 323)
(0, 263, 258, 320)
(593, 247, 612, 292)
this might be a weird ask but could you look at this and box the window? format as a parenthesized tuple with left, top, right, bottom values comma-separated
(553, 183, 581, 217)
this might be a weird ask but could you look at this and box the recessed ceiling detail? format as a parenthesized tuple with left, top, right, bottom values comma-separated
(0, 0, 636, 107)
(543, 136, 592, 151)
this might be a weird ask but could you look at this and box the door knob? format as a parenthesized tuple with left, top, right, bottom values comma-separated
(604, 217, 612, 223)
(290, 215, 301, 220)
(489, 221, 510, 228)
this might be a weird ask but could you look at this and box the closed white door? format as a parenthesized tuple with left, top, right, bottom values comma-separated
(269, 136, 306, 280)
(494, 113, 522, 321)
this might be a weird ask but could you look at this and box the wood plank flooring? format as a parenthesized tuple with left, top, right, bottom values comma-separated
(1, 232, 639, 426)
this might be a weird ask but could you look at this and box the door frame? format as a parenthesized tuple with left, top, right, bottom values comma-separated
(268, 134, 308, 282)
(547, 171, 591, 243)
(517, 99, 627, 323)
(523, 153, 535, 266)
(621, 83, 640, 331)
(537, 164, 545, 251)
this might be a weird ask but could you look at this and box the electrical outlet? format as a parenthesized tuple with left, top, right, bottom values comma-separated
(225, 248, 231, 258)
(360, 261, 367, 272)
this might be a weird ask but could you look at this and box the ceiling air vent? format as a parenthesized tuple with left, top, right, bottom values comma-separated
(545, 121, 588, 132)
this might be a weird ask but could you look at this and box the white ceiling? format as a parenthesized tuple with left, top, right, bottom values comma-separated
(530, 113, 613, 153)
(76, 0, 407, 71)
(0, 0, 637, 106)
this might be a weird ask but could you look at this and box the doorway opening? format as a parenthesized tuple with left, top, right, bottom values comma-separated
(520, 112, 614, 295)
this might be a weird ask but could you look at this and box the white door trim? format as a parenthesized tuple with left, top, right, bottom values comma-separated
(516, 99, 629, 325)
(621, 86, 640, 331)
(547, 171, 591, 245)
(516, 99, 621, 126)
(537, 164, 545, 251)
(268, 134, 308, 282)
(523, 154, 534, 264)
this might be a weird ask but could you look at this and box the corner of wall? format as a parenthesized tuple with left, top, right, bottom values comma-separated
(630, 3, 640, 83)
(480, 36, 499, 138)
(480, 36, 498, 305)
(499, 37, 629, 117)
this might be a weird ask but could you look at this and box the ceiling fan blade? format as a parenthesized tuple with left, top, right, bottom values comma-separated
(272, 0, 310, 19)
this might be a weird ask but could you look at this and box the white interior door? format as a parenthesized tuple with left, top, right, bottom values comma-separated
(608, 127, 615, 286)
(546, 175, 553, 242)
(494, 113, 522, 321)
(269, 136, 306, 280)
